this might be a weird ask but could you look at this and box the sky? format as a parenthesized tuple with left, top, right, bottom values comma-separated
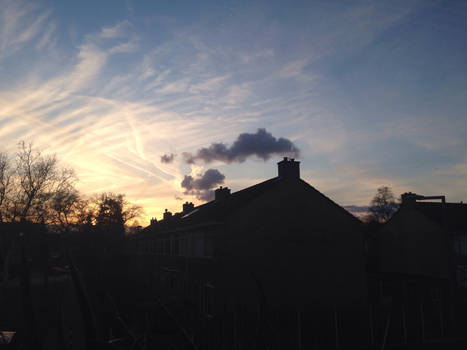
(0, 0, 466, 224)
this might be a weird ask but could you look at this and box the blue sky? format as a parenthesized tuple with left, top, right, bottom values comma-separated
(1, 0, 466, 223)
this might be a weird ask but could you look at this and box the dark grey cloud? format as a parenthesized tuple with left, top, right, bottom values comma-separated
(183, 128, 300, 164)
(343, 205, 369, 213)
(181, 168, 225, 201)
(160, 153, 176, 163)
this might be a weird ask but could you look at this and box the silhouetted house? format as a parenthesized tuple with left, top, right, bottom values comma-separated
(373, 193, 467, 285)
(367, 193, 467, 342)
(127, 158, 370, 348)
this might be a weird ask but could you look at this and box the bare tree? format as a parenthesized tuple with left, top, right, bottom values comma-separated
(1, 144, 143, 230)
(16, 141, 58, 221)
(1, 143, 79, 286)
(0, 152, 12, 222)
(0, 152, 13, 283)
(366, 186, 399, 223)
(0, 142, 77, 223)
(93, 193, 143, 230)
(72, 197, 96, 227)
(49, 187, 81, 232)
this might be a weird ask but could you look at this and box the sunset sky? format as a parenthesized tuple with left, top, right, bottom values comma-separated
(1, 0, 466, 224)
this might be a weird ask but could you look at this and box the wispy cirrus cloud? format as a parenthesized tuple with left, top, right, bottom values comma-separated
(100, 20, 131, 39)
(1, 0, 466, 223)
(0, 1, 54, 58)
(109, 40, 139, 54)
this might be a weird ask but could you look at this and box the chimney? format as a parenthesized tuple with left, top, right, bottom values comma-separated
(183, 201, 194, 213)
(401, 192, 417, 207)
(163, 209, 172, 221)
(401, 192, 446, 207)
(277, 157, 300, 179)
(215, 186, 231, 201)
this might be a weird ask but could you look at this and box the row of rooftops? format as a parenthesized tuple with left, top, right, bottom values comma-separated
(146, 157, 466, 231)
(149, 157, 301, 226)
(400, 192, 467, 230)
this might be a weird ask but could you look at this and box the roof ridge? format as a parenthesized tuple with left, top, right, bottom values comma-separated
(299, 179, 363, 224)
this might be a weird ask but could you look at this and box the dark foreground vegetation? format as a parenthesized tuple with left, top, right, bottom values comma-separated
(2, 220, 467, 349)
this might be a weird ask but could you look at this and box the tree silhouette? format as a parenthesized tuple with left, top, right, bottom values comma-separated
(366, 186, 399, 223)
(94, 193, 143, 238)
(0, 142, 77, 223)
(0, 152, 11, 222)
(49, 187, 81, 231)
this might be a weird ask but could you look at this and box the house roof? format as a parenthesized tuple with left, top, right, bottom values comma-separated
(137, 177, 281, 236)
(411, 202, 467, 231)
(137, 175, 361, 238)
(180, 177, 281, 224)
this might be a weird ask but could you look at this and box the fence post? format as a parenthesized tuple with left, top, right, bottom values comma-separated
(369, 305, 374, 347)
(297, 309, 302, 350)
(402, 305, 407, 344)
(334, 305, 339, 349)
(233, 307, 237, 350)
(381, 310, 391, 350)
(439, 296, 444, 337)
(420, 301, 425, 342)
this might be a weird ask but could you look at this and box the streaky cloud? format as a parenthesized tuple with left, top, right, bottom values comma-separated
(99, 20, 131, 39)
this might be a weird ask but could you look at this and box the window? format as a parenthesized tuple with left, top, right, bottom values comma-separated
(193, 234, 204, 257)
(172, 237, 180, 256)
(163, 239, 171, 256)
(457, 265, 467, 287)
(182, 277, 188, 296)
(430, 287, 441, 303)
(205, 236, 213, 257)
(180, 236, 187, 256)
(186, 235, 192, 256)
(454, 236, 467, 256)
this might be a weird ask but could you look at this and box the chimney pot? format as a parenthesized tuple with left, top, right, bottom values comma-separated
(215, 186, 231, 201)
(401, 192, 418, 207)
(278, 157, 300, 179)
(163, 209, 172, 221)
(183, 201, 194, 213)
